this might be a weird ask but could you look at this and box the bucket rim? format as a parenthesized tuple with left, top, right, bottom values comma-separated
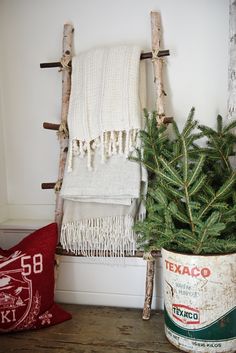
(161, 247, 236, 258)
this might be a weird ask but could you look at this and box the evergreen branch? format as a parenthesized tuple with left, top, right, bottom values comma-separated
(158, 157, 183, 186)
(149, 188, 167, 206)
(173, 239, 197, 253)
(173, 138, 181, 156)
(169, 207, 191, 224)
(211, 202, 229, 211)
(163, 183, 185, 199)
(189, 174, 207, 196)
(188, 154, 205, 186)
(222, 205, 236, 218)
(194, 212, 221, 254)
(162, 149, 173, 160)
(199, 173, 236, 217)
(198, 194, 210, 204)
(134, 109, 236, 255)
(181, 134, 194, 230)
(217, 115, 223, 133)
(169, 149, 201, 166)
(216, 146, 231, 172)
(223, 119, 236, 133)
(172, 121, 181, 138)
(157, 170, 182, 186)
(212, 240, 236, 253)
(175, 229, 199, 243)
(181, 135, 188, 182)
(129, 156, 156, 174)
(184, 182, 195, 232)
(182, 107, 196, 137)
(215, 172, 236, 199)
(198, 125, 218, 137)
(203, 184, 215, 197)
(201, 127, 232, 171)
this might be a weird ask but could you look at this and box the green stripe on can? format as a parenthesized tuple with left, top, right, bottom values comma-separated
(164, 306, 236, 341)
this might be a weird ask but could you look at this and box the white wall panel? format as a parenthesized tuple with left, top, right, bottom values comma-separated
(0, 0, 229, 217)
(0, 0, 229, 308)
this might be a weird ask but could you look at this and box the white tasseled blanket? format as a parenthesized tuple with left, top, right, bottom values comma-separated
(60, 45, 146, 256)
(67, 45, 145, 170)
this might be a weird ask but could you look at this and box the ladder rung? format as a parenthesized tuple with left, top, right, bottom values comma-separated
(43, 117, 173, 131)
(41, 182, 55, 189)
(43, 122, 60, 130)
(40, 50, 170, 68)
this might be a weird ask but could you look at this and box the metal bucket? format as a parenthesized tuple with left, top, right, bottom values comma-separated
(162, 248, 236, 353)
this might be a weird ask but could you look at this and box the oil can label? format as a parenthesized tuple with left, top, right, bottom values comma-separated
(164, 259, 211, 278)
(172, 304, 200, 324)
(165, 326, 236, 353)
(162, 249, 236, 352)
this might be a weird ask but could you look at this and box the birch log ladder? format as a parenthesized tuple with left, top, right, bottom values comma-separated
(40, 13, 171, 320)
(41, 23, 74, 232)
(142, 11, 169, 321)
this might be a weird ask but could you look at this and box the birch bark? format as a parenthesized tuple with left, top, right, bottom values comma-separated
(54, 24, 74, 234)
(143, 11, 167, 320)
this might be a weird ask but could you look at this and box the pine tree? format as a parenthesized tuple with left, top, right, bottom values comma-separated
(133, 109, 236, 255)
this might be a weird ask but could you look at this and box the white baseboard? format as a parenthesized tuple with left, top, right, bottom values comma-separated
(55, 256, 164, 310)
(0, 204, 8, 223)
(55, 290, 163, 310)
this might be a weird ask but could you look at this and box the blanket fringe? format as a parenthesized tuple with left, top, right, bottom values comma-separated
(68, 129, 139, 171)
(60, 215, 137, 257)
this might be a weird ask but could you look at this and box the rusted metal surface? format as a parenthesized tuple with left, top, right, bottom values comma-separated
(162, 249, 236, 353)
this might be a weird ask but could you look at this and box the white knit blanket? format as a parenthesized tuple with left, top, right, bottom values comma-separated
(60, 148, 147, 255)
(61, 199, 141, 257)
(60, 45, 146, 256)
(60, 152, 142, 205)
(67, 45, 145, 170)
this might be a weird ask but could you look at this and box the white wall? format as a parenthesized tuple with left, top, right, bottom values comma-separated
(0, 103, 8, 222)
(0, 0, 229, 219)
(0, 17, 8, 222)
(0, 0, 229, 309)
(0, 129, 7, 222)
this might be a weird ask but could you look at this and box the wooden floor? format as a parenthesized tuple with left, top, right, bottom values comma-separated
(1, 304, 181, 353)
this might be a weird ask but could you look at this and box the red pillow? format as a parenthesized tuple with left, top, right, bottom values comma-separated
(0, 223, 71, 333)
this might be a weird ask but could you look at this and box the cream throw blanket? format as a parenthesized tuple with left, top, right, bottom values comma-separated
(67, 45, 145, 170)
(60, 45, 146, 256)
(60, 152, 142, 205)
(61, 200, 140, 256)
